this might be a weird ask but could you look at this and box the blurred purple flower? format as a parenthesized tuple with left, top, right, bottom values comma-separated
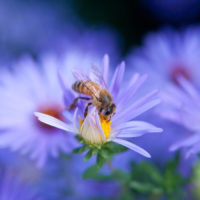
(35, 54, 163, 158)
(0, 170, 41, 200)
(158, 76, 200, 157)
(0, 0, 65, 64)
(0, 21, 120, 167)
(0, 0, 120, 67)
(128, 27, 200, 90)
(0, 55, 78, 168)
(126, 27, 200, 168)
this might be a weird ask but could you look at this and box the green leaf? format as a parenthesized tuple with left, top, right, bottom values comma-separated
(82, 165, 112, 181)
(125, 156, 188, 199)
(100, 149, 112, 160)
(129, 181, 154, 194)
(73, 145, 90, 154)
(92, 148, 99, 155)
(82, 165, 99, 179)
(165, 152, 180, 172)
(84, 150, 93, 161)
(104, 142, 128, 154)
(96, 154, 105, 169)
(137, 162, 163, 184)
(112, 170, 130, 184)
(75, 135, 83, 142)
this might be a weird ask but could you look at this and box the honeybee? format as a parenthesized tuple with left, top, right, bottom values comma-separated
(67, 68, 116, 121)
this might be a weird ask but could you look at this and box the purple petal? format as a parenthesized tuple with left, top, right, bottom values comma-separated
(113, 90, 160, 124)
(57, 68, 75, 107)
(73, 108, 79, 132)
(115, 121, 162, 131)
(115, 131, 153, 138)
(102, 54, 109, 85)
(185, 142, 200, 158)
(64, 89, 75, 107)
(170, 134, 200, 151)
(112, 138, 151, 158)
(178, 76, 200, 102)
(34, 112, 75, 133)
(114, 121, 163, 138)
(160, 88, 183, 108)
(109, 61, 125, 99)
(156, 109, 181, 124)
(117, 74, 147, 110)
(57, 68, 70, 91)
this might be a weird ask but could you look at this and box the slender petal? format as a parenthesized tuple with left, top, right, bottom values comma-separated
(170, 134, 200, 151)
(117, 74, 147, 110)
(178, 76, 200, 102)
(112, 138, 151, 158)
(102, 54, 109, 85)
(34, 112, 75, 133)
(109, 61, 125, 99)
(114, 121, 163, 138)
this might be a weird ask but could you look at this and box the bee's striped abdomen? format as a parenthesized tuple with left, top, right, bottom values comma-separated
(72, 81, 82, 92)
(72, 81, 100, 97)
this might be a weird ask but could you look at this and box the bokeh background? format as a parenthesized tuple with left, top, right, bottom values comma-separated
(2, 0, 200, 63)
(1, 0, 200, 199)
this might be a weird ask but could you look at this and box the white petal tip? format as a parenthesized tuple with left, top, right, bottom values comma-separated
(146, 154, 151, 158)
(103, 54, 109, 61)
(156, 128, 163, 132)
(34, 112, 40, 118)
(121, 61, 125, 66)
(140, 151, 151, 158)
(139, 150, 151, 158)
(148, 127, 163, 133)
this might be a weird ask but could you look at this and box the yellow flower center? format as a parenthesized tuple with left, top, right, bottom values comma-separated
(99, 116, 111, 139)
(79, 115, 111, 144)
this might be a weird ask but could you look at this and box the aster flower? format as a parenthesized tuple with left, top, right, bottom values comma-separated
(128, 27, 200, 89)
(0, 55, 78, 168)
(35, 55, 163, 160)
(126, 27, 200, 165)
(157, 76, 200, 157)
(0, 170, 41, 200)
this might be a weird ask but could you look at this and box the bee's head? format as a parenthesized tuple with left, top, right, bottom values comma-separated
(99, 103, 116, 121)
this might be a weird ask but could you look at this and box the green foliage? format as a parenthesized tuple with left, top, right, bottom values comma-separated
(192, 159, 200, 199)
(82, 152, 188, 200)
(119, 153, 188, 200)
(83, 165, 111, 180)
(74, 136, 188, 199)
(73, 136, 128, 169)
(84, 150, 93, 161)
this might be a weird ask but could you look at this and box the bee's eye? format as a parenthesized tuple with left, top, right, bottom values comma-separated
(105, 110, 111, 115)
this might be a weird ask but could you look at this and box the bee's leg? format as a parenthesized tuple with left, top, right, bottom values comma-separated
(67, 97, 91, 110)
(84, 102, 92, 118)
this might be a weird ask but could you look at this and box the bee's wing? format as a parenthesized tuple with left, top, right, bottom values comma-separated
(90, 65, 107, 89)
(72, 69, 90, 81)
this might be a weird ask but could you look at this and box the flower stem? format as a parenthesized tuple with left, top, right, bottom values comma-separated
(107, 161, 115, 172)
